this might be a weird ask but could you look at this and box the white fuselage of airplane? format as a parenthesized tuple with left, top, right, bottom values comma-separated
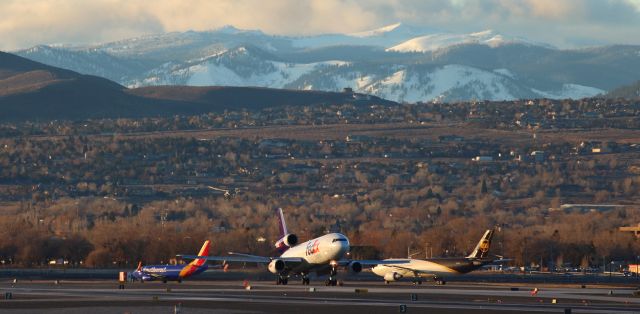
(281, 233, 349, 271)
(371, 257, 491, 283)
(372, 259, 463, 278)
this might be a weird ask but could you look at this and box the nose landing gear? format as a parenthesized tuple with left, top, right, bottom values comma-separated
(325, 265, 339, 286)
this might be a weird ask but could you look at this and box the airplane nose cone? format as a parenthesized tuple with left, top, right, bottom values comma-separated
(335, 234, 349, 256)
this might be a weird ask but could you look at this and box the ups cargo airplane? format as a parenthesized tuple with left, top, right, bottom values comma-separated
(372, 229, 502, 285)
(179, 208, 404, 286)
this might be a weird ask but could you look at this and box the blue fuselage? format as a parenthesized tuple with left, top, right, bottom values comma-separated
(131, 264, 208, 282)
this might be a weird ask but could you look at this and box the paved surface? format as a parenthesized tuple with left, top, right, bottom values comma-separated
(2, 279, 640, 313)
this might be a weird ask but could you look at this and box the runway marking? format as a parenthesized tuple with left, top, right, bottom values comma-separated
(4, 293, 639, 314)
(5, 282, 640, 314)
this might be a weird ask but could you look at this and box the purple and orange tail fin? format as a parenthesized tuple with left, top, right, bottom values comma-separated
(276, 208, 288, 238)
(192, 240, 211, 267)
(136, 261, 142, 271)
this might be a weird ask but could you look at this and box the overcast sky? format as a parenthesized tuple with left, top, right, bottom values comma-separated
(2, 0, 640, 51)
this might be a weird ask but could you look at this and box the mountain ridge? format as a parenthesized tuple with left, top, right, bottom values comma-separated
(12, 24, 640, 102)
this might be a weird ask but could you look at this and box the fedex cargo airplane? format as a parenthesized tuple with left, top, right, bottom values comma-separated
(131, 240, 210, 283)
(179, 208, 403, 286)
(372, 229, 502, 285)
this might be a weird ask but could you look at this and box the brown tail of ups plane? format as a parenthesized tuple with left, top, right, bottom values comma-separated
(466, 229, 494, 259)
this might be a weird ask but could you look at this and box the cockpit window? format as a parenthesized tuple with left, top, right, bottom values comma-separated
(332, 238, 347, 242)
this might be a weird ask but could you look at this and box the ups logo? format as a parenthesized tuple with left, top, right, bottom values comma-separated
(479, 240, 490, 252)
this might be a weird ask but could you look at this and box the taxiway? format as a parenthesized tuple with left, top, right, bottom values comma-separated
(2, 279, 640, 313)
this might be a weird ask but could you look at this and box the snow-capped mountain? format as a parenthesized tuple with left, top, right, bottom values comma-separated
(130, 45, 350, 88)
(291, 22, 436, 49)
(15, 23, 638, 102)
(125, 44, 605, 103)
(387, 30, 547, 53)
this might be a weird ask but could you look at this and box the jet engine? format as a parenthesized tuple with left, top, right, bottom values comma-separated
(383, 272, 402, 282)
(268, 259, 286, 274)
(275, 233, 298, 250)
(283, 234, 298, 246)
(347, 261, 363, 274)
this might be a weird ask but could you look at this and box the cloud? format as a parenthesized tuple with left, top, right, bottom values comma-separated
(1, 0, 640, 50)
(0, 0, 164, 49)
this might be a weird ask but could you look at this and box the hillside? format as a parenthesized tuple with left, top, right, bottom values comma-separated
(0, 51, 395, 122)
(0, 51, 189, 121)
(605, 80, 640, 99)
(129, 86, 394, 110)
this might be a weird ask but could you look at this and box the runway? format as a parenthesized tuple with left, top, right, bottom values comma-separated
(2, 279, 640, 313)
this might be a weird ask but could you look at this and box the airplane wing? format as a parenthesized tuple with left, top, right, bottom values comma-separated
(178, 254, 269, 263)
(177, 253, 303, 264)
(338, 259, 410, 267)
(228, 252, 304, 264)
(490, 258, 513, 264)
(227, 252, 272, 263)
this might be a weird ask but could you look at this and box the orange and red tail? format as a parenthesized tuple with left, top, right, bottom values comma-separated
(192, 240, 211, 267)
(136, 261, 143, 271)
(179, 240, 211, 278)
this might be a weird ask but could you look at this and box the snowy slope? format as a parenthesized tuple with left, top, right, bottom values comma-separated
(286, 64, 536, 103)
(533, 84, 605, 99)
(292, 23, 434, 49)
(387, 30, 537, 53)
(128, 46, 350, 88)
(186, 60, 349, 87)
(367, 65, 519, 102)
(133, 47, 595, 103)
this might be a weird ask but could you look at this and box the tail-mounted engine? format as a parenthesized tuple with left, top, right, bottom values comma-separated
(275, 233, 298, 251)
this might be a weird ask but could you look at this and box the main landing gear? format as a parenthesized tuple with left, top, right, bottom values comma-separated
(325, 277, 338, 286)
(411, 277, 422, 285)
(434, 277, 446, 285)
(301, 273, 310, 285)
(276, 275, 289, 285)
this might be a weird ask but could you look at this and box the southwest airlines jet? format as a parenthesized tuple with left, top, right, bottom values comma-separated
(180, 209, 403, 286)
(132, 240, 210, 283)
